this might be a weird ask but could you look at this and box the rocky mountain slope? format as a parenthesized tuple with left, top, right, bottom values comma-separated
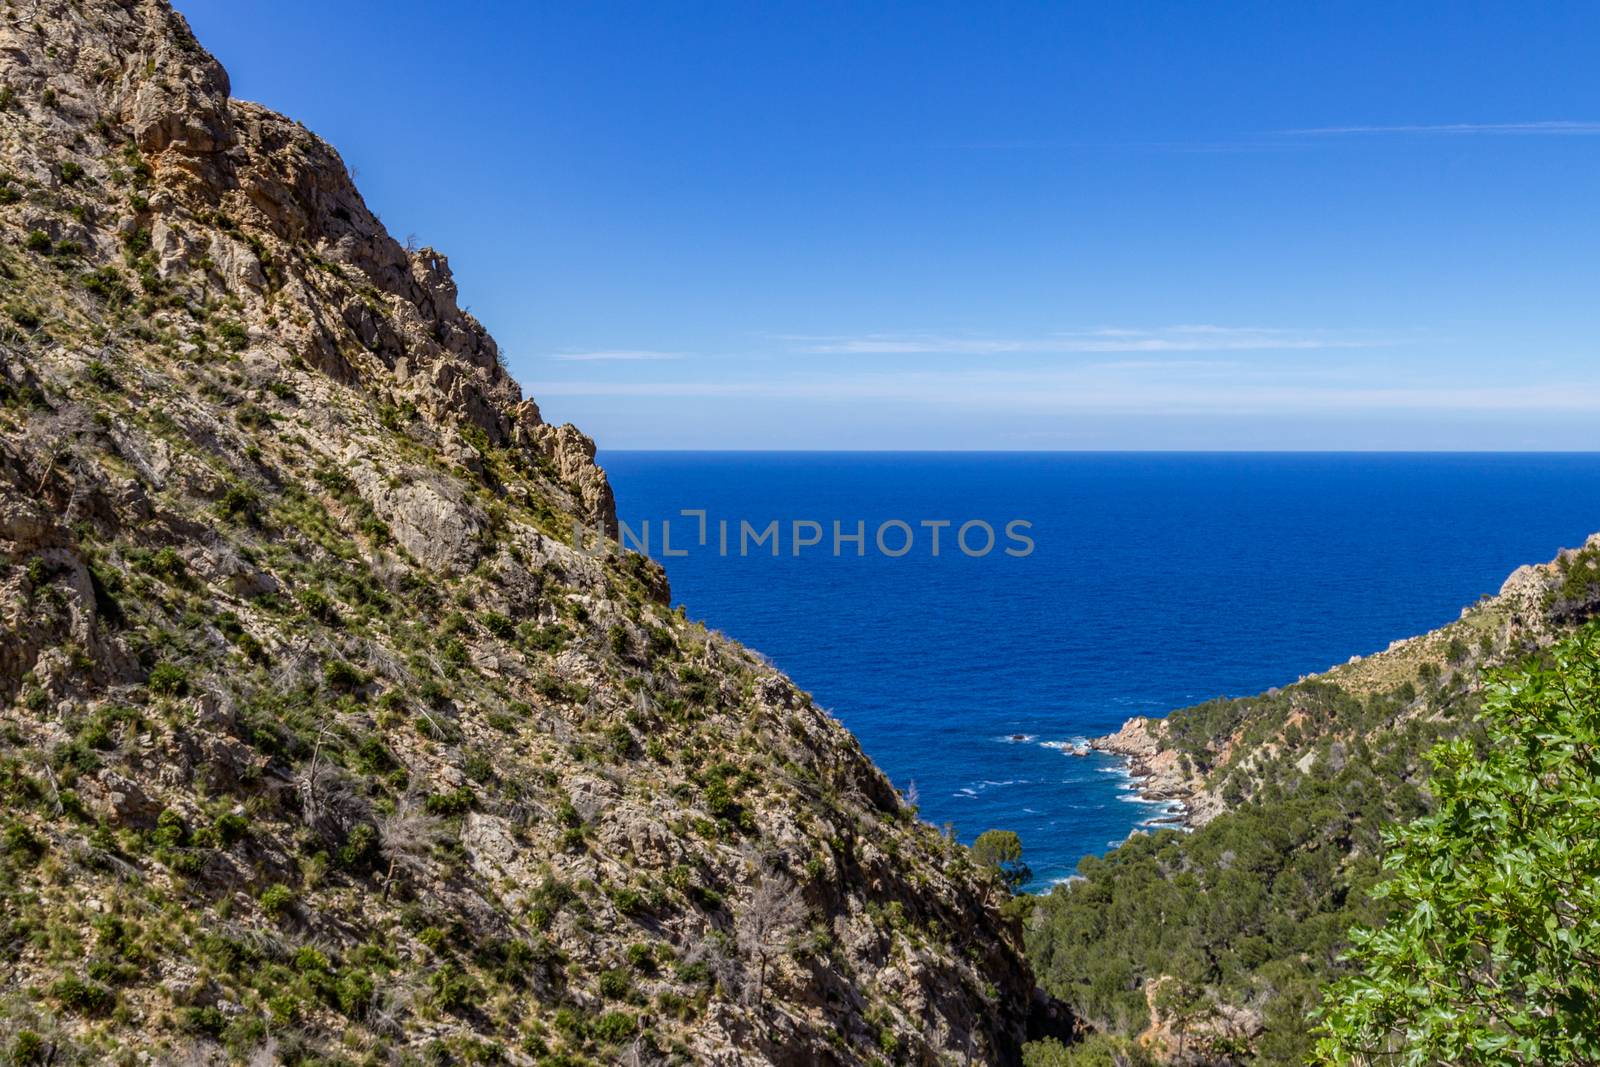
(1029, 537, 1600, 1064)
(0, 2, 1045, 1063)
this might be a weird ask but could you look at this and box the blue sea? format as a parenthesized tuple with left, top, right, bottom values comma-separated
(601, 453, 1600, 887)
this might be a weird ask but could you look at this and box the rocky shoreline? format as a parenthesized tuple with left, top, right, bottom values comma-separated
(1090, 716, 1220, 830)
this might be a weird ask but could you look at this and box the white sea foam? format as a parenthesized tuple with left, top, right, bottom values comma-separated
(1039, 738, 1093, 758)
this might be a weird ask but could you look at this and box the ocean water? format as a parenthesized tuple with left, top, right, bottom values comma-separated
(600, 452, 1600, 887)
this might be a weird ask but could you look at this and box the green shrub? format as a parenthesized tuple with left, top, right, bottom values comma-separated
(144, 546, 186, 579)
(213, 811, 249, 846)
(83, 360, 118, 391)
(297, 587, 338, 622)
(625, 943, 657, 974)
(236, 632, 267, 663)
(704, 778, 738, 822)
(6, 303, 40, 329)
(9, 1030, 46, 1065)
(258, 883, 296, 919)
(323, 659, 366, 689)
(462, 752, 493, 782)
(146, 662, 188, 696)
(439, 635, 470, 667)
(151, 808, 188, 848)
(424, 787, 475, 817)
(521, 623, 570, 653)
(674, 959, 711, 986)
(214, 319, 248, 351)
(593, 1010, 637, 1043)
(1022, 1035, 1153, 1066)
(178, 1004, 225, 1037)
(82, 266, 128, 303)
(216, 484, 258, 522)
(354, 734, 396, 774)
(534, 673, 588, 704)
(598, 968, 632, 1000)
(552, 1007, 586, 1042)
(428, 965, 477, 1014)
(49, 975, 113, 1015)
(1317, 625, 1600, 1065)
(23, 230, 49, 253)
(2, 821, 43, 862)
(235, 403, 273, 429)
(337, 969, 374, 1017)
(266, 993, 298, 1025)
(293, 946, 330, 975)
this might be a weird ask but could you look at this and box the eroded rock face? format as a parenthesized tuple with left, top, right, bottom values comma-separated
(361, 468, 486, 574)
(3, 0, 615, 532)
(526, 414, 620, 539)
(0, 2, 1044, 1062)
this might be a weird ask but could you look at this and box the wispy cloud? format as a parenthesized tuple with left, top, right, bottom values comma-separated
(535, 370, 1600, 415)
(1284, 121, 1600, 136)
(779, 326, 1393, 356)
(548, 349, 680, 362)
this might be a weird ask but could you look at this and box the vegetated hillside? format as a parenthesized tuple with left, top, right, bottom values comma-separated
(1025, 538, 1600, 1065)
(1316, 622, 1600, 1066)
(0, 3, 1044, 1063)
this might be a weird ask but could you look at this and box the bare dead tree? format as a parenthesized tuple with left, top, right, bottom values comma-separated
(682, 932, 739, 1006)
(20, 400, 93, 496)
(366, 983, 411, 1039)
(734, 871, 808, 1010)
(296, 728, 371, 848)
(377, 794, 446, 898)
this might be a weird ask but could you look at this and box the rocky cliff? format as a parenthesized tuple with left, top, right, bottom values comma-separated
(0, 3, 1040, 1062)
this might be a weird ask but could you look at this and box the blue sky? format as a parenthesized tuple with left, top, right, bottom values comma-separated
(177, 1, 1600, 449)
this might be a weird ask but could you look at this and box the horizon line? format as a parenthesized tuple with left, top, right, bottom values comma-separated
(597, 447, 1600, 455)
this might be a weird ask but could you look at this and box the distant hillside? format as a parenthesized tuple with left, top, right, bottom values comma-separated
(0, 2, 1046, 1063)
(1026, 536, 1600, 1064)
